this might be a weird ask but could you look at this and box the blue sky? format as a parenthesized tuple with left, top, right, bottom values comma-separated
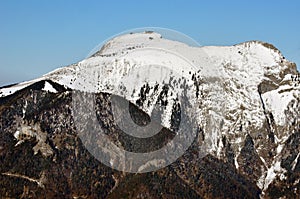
(0, 0, 299, 86)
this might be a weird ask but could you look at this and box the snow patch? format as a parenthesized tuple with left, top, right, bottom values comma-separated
(262, 85, 298, 126)
(276, 144, 284, 154)
(264, 161, 286, 191)
(292, 152, 300, 171)
(42, 81, 57, 93)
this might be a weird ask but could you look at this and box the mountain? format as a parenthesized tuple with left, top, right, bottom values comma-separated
(0, 32, 299, 198)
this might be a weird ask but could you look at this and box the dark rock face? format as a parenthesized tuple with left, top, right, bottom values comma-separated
(266, 131, 300, 198)
(0, 77, 299, 198)
(0, 82, 258, 198)
(238, 134, 264, 182)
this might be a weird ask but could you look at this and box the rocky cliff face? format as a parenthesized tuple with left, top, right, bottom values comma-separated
(0, 32, 299, 198)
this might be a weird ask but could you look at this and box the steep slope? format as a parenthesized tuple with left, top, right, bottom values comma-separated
(0, 32, 299, 198)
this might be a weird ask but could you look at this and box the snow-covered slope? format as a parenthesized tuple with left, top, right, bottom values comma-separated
(1, 32, 299, 194)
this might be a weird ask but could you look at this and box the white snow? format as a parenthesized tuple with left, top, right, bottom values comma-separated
(259, 156, 267, 167)
(22, 100, 28, 118)
(14, 130, 23, 146)
(42, 81, 57, 93)
(234, 156, 239, 169)
(276, 144, 284, 154)
(264, 161, 286, 191)
(13, 130, 20, 140)
(262, 84, 298, 126)
(292, 152, 300, 171)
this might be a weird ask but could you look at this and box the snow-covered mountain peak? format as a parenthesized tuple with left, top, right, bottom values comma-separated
(0, 31, 299, 196)
(1, 32, 298, 131)
(1, 32, 296, 97)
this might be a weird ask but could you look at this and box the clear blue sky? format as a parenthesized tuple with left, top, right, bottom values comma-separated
(0, 0, 299, 86)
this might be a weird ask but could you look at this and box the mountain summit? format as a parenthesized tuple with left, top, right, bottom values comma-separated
(0, 32, 299, 198)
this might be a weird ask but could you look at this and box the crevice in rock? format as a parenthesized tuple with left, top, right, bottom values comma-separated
(258, 85, 275, 143)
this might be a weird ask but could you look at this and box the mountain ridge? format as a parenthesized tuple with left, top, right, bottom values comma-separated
(0, 32, 299, 198)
